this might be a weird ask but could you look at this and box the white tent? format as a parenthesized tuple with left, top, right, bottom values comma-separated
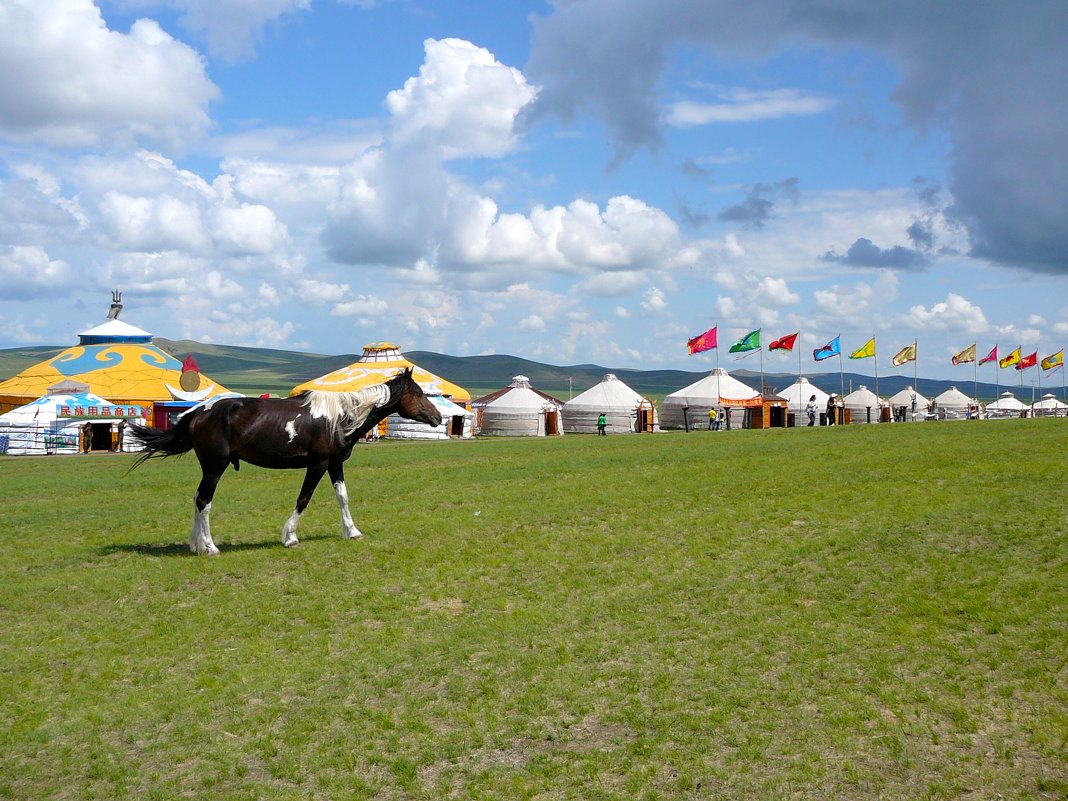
(1031, 393, 1068, 417)
(985, 391, 1031, 418)
(0, 388, 146, 455)
(661, 368, 758, 430)
(888, 386, 930, 421)
(475, 376, 565, 436)
(842, 385, 885, 424)
(563, 374, 658, 434)
(932, 386, 975, 419)
(777, 377, 830, 425)
(385, 394, 474, 440)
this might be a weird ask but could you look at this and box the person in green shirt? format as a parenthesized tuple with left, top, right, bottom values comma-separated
(597, 412, 607, 435)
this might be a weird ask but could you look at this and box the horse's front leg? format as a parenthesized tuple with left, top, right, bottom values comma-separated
(328, 461, 362, 540)
(282, 462, 327, 547)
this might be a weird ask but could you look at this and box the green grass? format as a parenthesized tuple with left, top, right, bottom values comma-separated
(1, 421, 1066, 799)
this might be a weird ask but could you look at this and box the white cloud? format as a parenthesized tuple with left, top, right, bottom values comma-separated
(641, 286, 667, 313)
(518, 314, 546, 331)
(0, 246, 74, 299)
(907, 293, 988, 332)
(0, 0, 218, 148)
(666, 88, 834, 127)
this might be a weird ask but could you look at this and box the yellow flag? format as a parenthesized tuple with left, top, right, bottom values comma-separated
(952, 343, 976, 365)
(999, 347, 1021, 369)
(891, 343, 917, 367)
(1041, 349, 1064, 370)
(849, 337, 876, 360)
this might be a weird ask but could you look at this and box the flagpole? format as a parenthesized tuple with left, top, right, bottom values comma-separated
(838, 352, 844, 398)
(973, 354, 978, 406)
(994, 346, 999, 406)
(874, 340, 879, 405)
(759, 333, 765, 397)
(913, 340, 918, 399)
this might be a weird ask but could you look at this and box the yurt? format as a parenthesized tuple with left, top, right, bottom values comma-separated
(0, 383, 146, 455)
(563, 374, 658, 434)
(777, 377, 830, 426)
(385, 394, 474, 440)
(661, 368, 759, 430)
(888, 386, 930, 421)
(0, 295, 232, 426)
(932, 386, 975, 419)
(985, 391, 1030, 418)
(291, 342, 470, 406)
(1032, 393, 1068, 417)
(842, 385, 885, 424)
(473, 376, 565, 436)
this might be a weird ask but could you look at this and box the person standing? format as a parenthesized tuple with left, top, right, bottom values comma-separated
(597, 412, 607, 436)
(825, 394, 837, 426)
(81, 421, 93, 453)
(806, 395, 817, 426)
(708, 408, 716, 430)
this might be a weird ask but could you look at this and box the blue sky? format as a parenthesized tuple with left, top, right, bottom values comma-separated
(1, 0, 1066, 384)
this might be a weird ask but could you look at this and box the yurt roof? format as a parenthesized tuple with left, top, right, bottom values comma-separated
(290, 342, 470, 402)
(664, 368, 759, 405)
(889, 386, 930, 406)
(933, 386, 972, 406)
(473, 376, 564, 409)
(986, 391, 1030, 410)
(778, 376, 830, 407)
(0, 311, 230, 405)
(1032, 393, 1068, 410)
(843, 385, 882, 406)
(565, 373, 651, 409)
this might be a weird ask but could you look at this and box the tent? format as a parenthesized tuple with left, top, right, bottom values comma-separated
(1032, 393, 1068, 417)
(661, 368, 759, 430)
(842, 385, 885, 424)
(777, 377, 830, 426)
(563, 374, 658, 434)
(931, 386, 975, 419)
(473, 376, 565, 436)
(985, 391, 1031, 418)
(384, 393, 473, 440)
(0, 300, 231, 426)
(291, 342, 470, 406)
(0, 385, 146, 455)
(888, 386, 930, 421)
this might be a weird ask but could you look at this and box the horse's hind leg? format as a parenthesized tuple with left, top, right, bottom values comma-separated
(191, 465, 225, 556)
(282, 462, 327, 547)
(328, 462, 362, 540)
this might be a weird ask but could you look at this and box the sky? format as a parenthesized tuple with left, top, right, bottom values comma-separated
(1, 0, 1067, 384)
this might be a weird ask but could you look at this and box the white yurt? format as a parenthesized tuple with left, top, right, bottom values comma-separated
(661, 368, 759, 430)
(985, 391, 1031, 419)
(384, 394, 473, 440)
(842, 385, 885, 424)
(474, 376, 565, 436)
(0, 384, 146, 455)
(1030, 393, 1068, 417)
(888, 386, 930, 421)
(777, 377, 830, 425)
(932, 386, 975, 419)
(563, 374, 658, 434)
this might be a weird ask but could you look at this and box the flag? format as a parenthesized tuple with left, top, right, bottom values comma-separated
(728, 329, 761, 354)
(999, 347, 1021, 369)
(1015, 351, 1037, 371)
(1041, 349, 1063, 371)
(687, 325, 717, 355)
(769, 332, 799, 351)
(813, 335, 840, 362)
(951, 344, 976, 365)
(849, 337, 876, 360)
(978, 345, 998, 365)
(891, 343, 917, 367)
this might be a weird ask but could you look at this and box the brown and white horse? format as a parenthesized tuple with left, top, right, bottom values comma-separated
(129, 368, 442, 555)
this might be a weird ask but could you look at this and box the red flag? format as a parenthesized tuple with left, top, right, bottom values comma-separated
(978, 345, 998, 365)
(687, 326, 718, 355)
(769, 332, 799, 351)
(1015, 351, 1037, 371)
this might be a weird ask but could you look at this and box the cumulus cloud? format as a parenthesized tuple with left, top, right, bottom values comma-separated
(906, 293, 988, 332)
(0, 0, 218, 148)
(718, 179, 799, 229)
(526, 0, 1068, 274)
(821, 237, 929, 271)
(813, 271, 900, 323)
(0, 246, 74, 299)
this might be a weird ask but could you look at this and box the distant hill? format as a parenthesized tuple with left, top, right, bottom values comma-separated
(0, 339, 1042, 403)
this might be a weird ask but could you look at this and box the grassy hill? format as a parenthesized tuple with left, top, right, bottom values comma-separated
(0, 339, 1052, 403)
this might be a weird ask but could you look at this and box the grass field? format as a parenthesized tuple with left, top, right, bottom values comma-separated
(1, 421, 1066, 800)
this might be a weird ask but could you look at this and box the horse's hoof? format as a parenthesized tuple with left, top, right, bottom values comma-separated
(343, 530, 363, 541)
(283, 538, 299, 548)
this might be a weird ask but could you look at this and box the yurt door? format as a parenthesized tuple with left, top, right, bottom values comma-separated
(545, 410, 559, 436)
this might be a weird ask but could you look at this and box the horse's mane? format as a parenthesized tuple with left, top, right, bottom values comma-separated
(302, 383, 391, 438)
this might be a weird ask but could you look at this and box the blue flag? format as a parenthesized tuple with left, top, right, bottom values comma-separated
(813, 335, 841, 362)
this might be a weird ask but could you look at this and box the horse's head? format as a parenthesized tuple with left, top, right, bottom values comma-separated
(392, 368, 443, 427)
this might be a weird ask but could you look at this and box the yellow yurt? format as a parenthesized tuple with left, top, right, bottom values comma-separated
(291, 342, 470, 407)
(0, 296, 232, 426)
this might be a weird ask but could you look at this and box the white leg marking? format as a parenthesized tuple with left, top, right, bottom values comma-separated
(190, 498, 220, 556)
(335, 480, 363, 540)
(281, 508, 302, 547)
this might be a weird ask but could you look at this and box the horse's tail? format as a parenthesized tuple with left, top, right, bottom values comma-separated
(127, 411, 198, 470)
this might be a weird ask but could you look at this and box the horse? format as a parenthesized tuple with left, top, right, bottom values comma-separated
(128, 368, 442, 555)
